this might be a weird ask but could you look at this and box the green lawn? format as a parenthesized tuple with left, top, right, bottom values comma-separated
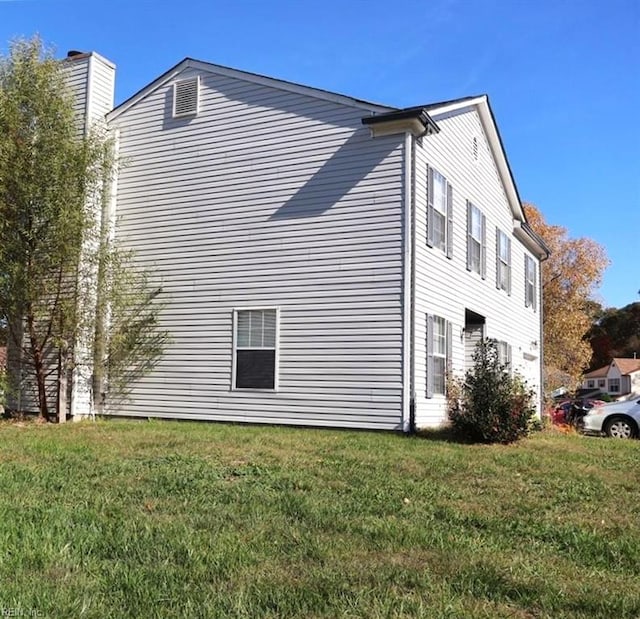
(0, 420, 638, 618)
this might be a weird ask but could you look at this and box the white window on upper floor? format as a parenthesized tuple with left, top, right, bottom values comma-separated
(497, 340, 512, 369)
(426, 314, 452, 397)
(525, 255, 537, 310)
(173, 76, 200, 118)
(233, 308, 278, 390)
(427, 166, 453, 258)
(466, 202, 486, 277)
(496, 229, 511, 294)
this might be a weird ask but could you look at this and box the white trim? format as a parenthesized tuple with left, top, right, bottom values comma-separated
(231, 306, 280, 392)
(426, 96, 486, 117)
(108, 58, 392, 123)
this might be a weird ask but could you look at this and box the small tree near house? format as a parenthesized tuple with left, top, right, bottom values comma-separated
(447, 339, 536, 444)
(0, 37, 167, 421)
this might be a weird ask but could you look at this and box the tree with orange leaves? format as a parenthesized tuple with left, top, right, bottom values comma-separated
(523, 203, 608, 390)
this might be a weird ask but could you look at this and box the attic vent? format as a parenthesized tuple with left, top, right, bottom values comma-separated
(173, 77, 199, 118)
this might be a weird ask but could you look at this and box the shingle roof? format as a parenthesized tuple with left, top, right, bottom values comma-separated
(584, 357, 640, 378)
(613, 357, 640, 375)
(583, 366, 609, 379)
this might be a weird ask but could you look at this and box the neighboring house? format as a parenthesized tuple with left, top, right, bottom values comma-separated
(9, 50, 549, 431)
(582, 358, 640, 398)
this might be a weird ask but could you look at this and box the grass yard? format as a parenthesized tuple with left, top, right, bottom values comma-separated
(0, 420, 638, 618)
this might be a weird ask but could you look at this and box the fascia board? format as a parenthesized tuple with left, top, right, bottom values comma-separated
(107, 58, 393, 123)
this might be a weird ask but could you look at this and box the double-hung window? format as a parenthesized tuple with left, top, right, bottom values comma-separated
(466, 202, 486, 277)
(427, 166, 453, 257)
(496, 230, 511, 294)
(525, 256, 537, 310)
(426, 314, 452, 397)
(497, 340, 512, 369)
(608, 378, 620, 393)
(234, 308, 278, 389)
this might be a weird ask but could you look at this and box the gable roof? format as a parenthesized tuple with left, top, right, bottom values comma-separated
(613, 358, 640, 375)
(107, 57, 394, 123)
(584, 358, 640, 379)
(583, 365, 609, 379)
(105, 58, 549, 259)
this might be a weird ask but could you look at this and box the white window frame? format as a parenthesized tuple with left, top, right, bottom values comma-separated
(525, 255, 537, 310)
(496, 229, 511, 294)
(232, 307, 280, 391)
(497, 340, 512, 370)
(608, 378, 620, 393)
(598, 379, 606, 389)
(587, 379, 595, 389)
(433, 316, 447, 395)
(426, 314, 452, 397)
(427, 166, 453, 258)
(467, 202, 486, 277)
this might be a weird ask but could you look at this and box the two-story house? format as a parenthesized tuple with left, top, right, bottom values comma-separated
(11, 50, 549, 431)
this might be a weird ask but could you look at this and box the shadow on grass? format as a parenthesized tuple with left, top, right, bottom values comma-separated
(413, 426, 477, 444)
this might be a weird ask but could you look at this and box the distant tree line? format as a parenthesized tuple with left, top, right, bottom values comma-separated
(586, 302, 640, 369)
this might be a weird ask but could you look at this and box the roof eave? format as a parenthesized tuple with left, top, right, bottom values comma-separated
(361, 107, 440, 138)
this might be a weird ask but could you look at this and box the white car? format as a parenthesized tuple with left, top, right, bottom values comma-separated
(581, 397, 640, 439)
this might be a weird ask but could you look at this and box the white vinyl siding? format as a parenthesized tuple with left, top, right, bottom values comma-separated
(426, 166, 453, 257)
(525, 255, 537, 310)
(60, 53, 115, 137)
(106, 67, 405, 430)
(496, 229, 511, 293)
(413, 105, 543, 428)
(467, 202, 486, 277)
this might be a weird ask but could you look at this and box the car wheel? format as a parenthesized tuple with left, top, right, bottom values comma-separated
(604, 417, 637, 439)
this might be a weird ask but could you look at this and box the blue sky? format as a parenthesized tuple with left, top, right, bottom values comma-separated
(1, 0, 638, 308)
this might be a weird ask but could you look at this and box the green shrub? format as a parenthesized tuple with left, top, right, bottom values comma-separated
(447, 339, 536, 444)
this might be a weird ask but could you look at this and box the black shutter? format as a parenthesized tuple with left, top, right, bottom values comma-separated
(532, 260, 537, 311)
(426, 314, 434, 398)
(446, 182, 453, 259)
(495, 229, 501, 289)
(466, 201, 472, 271)
(507, 237, 512, 295)
(427, 166, 434, 248)
(480, 213, 487, 280)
